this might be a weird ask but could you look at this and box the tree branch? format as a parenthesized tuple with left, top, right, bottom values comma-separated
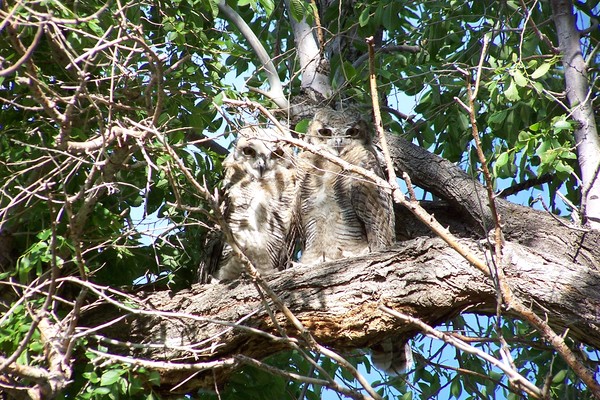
(379, 306, 543, 398)
(551, 0, 600, 229)
(217, 0, 289, 110)
(80, 237, 600, 394)
(283, 0, 332, 99)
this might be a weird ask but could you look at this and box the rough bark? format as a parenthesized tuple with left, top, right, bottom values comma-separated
(86, 236, 600, 394)
(386, 132, 600, 270)
(551, 0, 600, 228)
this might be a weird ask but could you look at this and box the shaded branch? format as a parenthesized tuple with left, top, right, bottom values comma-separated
(497, 173, 554, 198)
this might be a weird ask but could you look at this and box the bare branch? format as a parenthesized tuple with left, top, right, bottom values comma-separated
(0, 21, 44, 77)
(217, 0, 289, 110)
(380, 306, 543, 399)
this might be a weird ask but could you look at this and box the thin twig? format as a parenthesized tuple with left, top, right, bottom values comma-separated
(366, 36, 398, 187)
(379, 306, 543, 398)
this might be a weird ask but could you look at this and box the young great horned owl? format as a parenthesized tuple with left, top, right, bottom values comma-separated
(298, 107, 395, 264)
(298, 108, 412, 375)
(199, 126, 297, 282)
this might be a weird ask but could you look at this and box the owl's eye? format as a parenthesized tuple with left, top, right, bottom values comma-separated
(242, 147, 256, 157)
(318, 128, 332, 137)
(271, 148, 285, 159)
(346, 127, 360, 137)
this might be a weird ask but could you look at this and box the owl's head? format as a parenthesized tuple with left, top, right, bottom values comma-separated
(307, 108, 372, 155)
(227, 127, 292, 181)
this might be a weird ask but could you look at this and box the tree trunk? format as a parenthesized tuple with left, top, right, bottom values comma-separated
(551, 0, 600, 229)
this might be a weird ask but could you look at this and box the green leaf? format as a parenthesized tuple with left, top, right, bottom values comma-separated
(553, 119, 571, 132)
(359, 8, 371, 27)
(289, 0, 305, 22)
(92, 387, 112, 395)
(450, 378, 462, 398)
(496, 152, 509, 169)
(401, 391, 413, 400)
(213, 92, 224, 106)
(259, 0, 274, 16)
(488, 109, 507, 126)
(530, 62, 551, 79)
(295, 119, 310, 134)
(83, 371, 100, 384)
(100, 369, 123, 386)
(37, 229, 52, 240)
(148, 371, 161, 385)
(505, 79, 520, 102)
(555, 160, 574, 175)
(552, 369, 568, 384)
(207, 0, 219, 18)
(512, 69, 528, 87)
(518, 130, 531, 142)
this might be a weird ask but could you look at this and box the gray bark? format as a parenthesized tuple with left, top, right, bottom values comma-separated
(551, 0, 600, 229)
(386, 132, 600, 270)
(283, 0, 331, 99)
(87, 235, 600, 394)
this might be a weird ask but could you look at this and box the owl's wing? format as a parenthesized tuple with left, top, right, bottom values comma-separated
(197, 179, 233, 283)
(348, 148, 396, 250)
(197, 229, 226, 284)
(272, 155, 302, 270)
(277, 208, 301, 270)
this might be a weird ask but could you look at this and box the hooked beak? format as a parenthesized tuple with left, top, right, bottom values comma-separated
(332, 137, 344, 154)
(256, 158, 266, 178)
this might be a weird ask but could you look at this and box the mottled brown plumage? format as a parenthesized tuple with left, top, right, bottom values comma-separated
(298, 107, 411, 375)
(298, 108, 395, 264)
(199, 126, 297, 282)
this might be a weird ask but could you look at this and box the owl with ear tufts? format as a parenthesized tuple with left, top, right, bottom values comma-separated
(298, 107, 412, 375)
(298, 107, 395, 264)
(198, 126, 298, 283)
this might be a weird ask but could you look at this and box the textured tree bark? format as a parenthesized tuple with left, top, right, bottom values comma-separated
(87, 236, 600, 394)
(386, 132, 600, 269)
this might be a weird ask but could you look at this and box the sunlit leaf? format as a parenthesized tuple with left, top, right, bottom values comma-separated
(530, 62, 552, 79)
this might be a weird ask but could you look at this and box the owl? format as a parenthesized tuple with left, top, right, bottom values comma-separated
(198, 126, 297, 283)
(298, 108, 412, 375)
(298, 107, 395, 264)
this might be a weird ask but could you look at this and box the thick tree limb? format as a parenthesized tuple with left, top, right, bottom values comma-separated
(384, 132, 600, 269)
(83, 237, 600, 394)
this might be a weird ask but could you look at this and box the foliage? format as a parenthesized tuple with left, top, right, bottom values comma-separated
(0, 0, 599, 399)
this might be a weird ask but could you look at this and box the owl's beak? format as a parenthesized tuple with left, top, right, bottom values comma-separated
(333, 138, 344, 153)
(256, 158, 266, 177)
